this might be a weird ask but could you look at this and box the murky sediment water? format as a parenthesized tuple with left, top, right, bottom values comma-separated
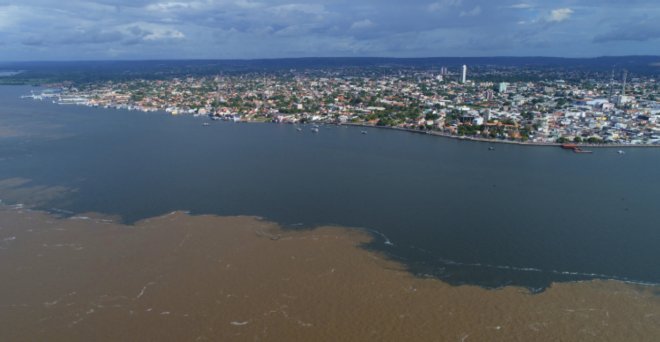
(1, 206, 658, 341)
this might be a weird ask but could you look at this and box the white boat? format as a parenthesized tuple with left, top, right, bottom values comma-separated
(311, 127, 319, 133)
(203, 122, 210, 126)
(617, 150, 625, 155)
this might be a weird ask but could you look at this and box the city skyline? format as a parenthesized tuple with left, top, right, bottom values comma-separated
(1, 0, 660, 61)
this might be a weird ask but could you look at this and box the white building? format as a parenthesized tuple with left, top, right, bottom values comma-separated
(461, 65, 467, 84)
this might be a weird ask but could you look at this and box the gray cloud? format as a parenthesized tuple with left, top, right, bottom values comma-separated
(0, 0, 659, 60)
(594, 20, 660, 43)
(59, 28, 125, 45)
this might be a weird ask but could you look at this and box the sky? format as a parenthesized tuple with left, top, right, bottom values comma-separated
(0, 0, 659, 61)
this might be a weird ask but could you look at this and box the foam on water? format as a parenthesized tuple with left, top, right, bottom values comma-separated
(70, 216, 91, 220)
(357, 227, 394, 246)
(426, 253, 660, 287)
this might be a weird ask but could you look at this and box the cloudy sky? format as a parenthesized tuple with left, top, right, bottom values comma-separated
(0, 0, 659, 60)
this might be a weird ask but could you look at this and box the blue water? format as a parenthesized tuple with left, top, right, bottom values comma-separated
(1, 85, 659, 289)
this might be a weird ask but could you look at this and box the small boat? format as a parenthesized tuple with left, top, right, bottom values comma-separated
(311, 127, 319, 133)
(202, 122, 210, 126)
(488, 146, 495, 151)
(296, 127, 302, 132)
(617, 150, 625, 155)
(361, 130, 368, 134)
(573, 148, 593, 154)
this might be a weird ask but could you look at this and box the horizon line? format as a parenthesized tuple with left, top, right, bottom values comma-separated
(2, 55, 660, 64)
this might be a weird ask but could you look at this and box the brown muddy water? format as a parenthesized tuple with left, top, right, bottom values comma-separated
(1, 206, 658, 341)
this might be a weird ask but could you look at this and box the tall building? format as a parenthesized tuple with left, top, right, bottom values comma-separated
(461, 65, 467, 84)
(498, 82, 509, 93)
(622, 69, 627, 96)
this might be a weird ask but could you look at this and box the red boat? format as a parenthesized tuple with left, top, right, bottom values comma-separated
(573, 148, 593, 154)
(560, 143, 593, 153)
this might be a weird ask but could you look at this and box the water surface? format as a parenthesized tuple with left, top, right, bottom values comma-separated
(1, 85, 659, 289)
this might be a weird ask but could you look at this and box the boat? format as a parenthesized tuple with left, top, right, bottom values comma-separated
(573, 148, 592, 154)
(488, 146, 495, 151)
(202, 122, 210, 126)
(361, 130, 368, 134)
(617, 150, 625, 155)
(311, 127, 319, 133)
(296, 127, 302, 132)
(560, 143, 591, 153)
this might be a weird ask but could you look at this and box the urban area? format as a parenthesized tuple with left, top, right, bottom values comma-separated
(24, 65, 660, 146)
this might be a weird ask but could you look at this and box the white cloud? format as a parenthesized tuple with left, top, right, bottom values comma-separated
(350, 19, 374, 30)
(234, 0, 263, 9)
(145, 29, 185, 41)
(509, 3, 532, 9)
(427, 0, 463, 13)
(271, 4, 326, 16)
(460, 6, 481, 17)
(0, 5, 27, 31)
(145, 2, 203, 12)
(547, 8, 573, 22)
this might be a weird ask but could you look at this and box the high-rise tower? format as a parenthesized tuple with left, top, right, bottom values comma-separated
(608, 68, 615, 102)
(461, 65, 467, 84)
(622, 69, 627, 96)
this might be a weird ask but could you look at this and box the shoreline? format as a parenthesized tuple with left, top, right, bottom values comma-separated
(342, 122, 660, 148)
(10, 86, 658, 149)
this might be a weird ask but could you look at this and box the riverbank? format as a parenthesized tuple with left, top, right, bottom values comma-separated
(17, 91, 660, 148)
(1, 205, 659, 341)
(343, 122, 660, 148)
